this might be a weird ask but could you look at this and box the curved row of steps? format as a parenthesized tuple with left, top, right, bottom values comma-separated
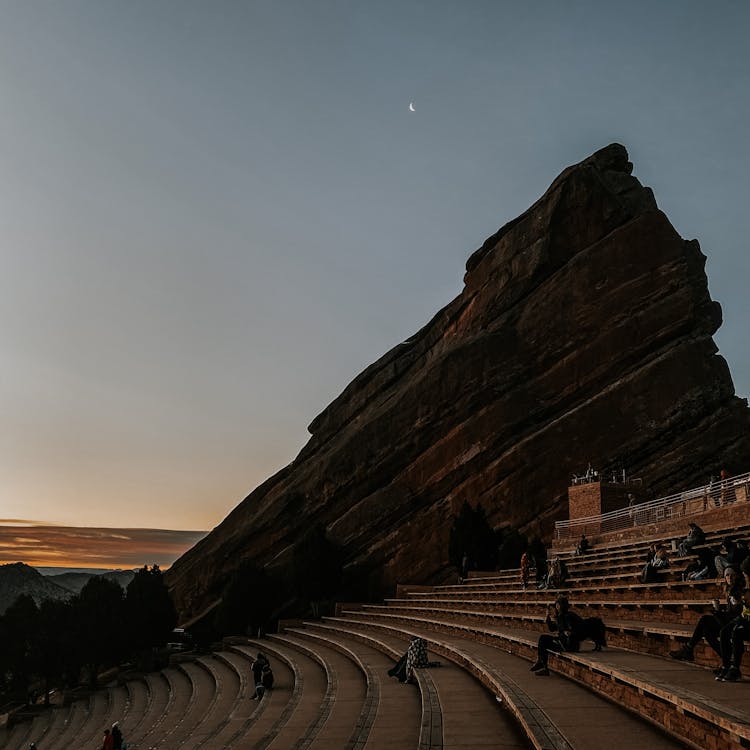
(0, 650, 261, 750)
(338, 514, 750, 749)
(1, 629, 533, 749)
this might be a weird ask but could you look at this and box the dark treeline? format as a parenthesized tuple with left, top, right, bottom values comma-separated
(0, 565, 176, 706)
(202, 524, 346, 647)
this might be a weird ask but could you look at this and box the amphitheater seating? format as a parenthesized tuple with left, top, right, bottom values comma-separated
(3, 506, 750, 749)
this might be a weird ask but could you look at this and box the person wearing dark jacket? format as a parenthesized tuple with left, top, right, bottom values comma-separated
(678, 522, 706, 557)
(251, 652, 270, 699)
(530, 596, 583, 676)
(715, 538, 749, 579)
(111, 722, 123, 750)
(716, 587, 750, 681)
(670, 567, 744, 661)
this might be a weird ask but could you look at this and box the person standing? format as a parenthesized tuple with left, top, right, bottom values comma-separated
(111, 722, 123, 750)
(520, 551, 531, 589)
(102, 729, 114, 750)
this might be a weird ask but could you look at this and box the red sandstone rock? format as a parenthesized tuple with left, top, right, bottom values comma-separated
(166, 144, 750, 621)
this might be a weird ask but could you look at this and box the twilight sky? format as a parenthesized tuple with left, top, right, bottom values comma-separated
(1, 1, 749, 538)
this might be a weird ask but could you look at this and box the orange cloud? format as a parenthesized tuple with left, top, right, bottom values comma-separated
(0, 523, 207, 569)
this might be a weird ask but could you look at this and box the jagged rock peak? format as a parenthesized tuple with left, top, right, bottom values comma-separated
(166, 144, 750, 623)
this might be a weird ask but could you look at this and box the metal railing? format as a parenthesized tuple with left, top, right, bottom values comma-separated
(555, 471, 750, 540)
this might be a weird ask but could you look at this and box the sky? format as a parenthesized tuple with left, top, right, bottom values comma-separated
(1, 1, 749, 551)
(0, 521, 205, 569)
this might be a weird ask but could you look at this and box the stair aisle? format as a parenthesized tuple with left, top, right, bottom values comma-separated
(240, 638, 330, 750)
(285, 623, 529, 750)
(202, 648, 259, 749)
(268, 631, 369, 749)
(75, 688, 113, 749)
(125, 671, 173, 748)
(45, 694, 91, 750)
(181, 654, 243, 750)
(228, 641, 307, 750)
(21, 699, 72, 750)
(2, 713, 35, 750)
(149, 661, 203, 748)
(117, 676, 150, 747)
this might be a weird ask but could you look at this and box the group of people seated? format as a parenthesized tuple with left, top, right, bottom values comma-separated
(669, 523, 750, 681)
(537, 556, 569, 589)
(675, 523, 749, 579)
(671, 564, 750, 681)
(529, 522, 750, 681)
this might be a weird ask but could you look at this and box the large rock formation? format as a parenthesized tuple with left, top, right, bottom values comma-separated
(167, 144, 750, 620)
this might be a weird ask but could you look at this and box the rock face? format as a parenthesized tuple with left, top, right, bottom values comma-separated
(167, 144, 750, 621)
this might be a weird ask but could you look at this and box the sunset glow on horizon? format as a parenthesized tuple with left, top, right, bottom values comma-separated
(0, 523, 207, 570)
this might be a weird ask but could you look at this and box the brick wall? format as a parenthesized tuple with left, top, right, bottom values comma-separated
(569, 481, 641, 521)
(568, 482, 604, 520)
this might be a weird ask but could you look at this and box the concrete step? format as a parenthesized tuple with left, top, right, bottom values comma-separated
(287, 622, 529, 750)
(229, 638, 325, 750)
(226, 642, 298, 749)
(269, 632, 369, 749)
(331, 609, 750, 749)
(307, 618, 684, 750)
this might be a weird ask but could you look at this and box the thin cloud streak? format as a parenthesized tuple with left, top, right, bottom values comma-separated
(0, 523, 207, 569)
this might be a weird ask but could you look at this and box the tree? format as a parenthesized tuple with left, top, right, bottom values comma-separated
(495, 527, 528, 570)
(37, 598, 80, 703)
(448, 501, 498, 572)
(76, 576, 126, 687)
(126, 565, 177, 653)
(0, 594, 39, 701)
(213, 562, 278, 637)
(292, 525, 343, 617)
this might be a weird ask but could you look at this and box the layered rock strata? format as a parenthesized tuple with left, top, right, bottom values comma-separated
(167, 144, 750, 620)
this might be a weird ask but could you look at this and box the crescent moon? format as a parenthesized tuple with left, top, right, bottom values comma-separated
(409, 102, 415, 112)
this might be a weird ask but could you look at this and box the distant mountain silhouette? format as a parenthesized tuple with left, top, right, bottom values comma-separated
(47, 568, 135, 595)
(0, 562, 71, 614)
(0, 562, 137, 614)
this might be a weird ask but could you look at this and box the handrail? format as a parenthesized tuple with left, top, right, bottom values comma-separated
(555, 471, 750, 539)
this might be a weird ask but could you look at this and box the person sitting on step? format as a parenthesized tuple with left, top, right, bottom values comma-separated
(640, 545, 670, 583)
(251, 652, 270, 699)
(715, 538, 749, 579)
(575, 534, 590, 556)
(530, 596, 584, 676)
(542, 557, 569, 589)
(677, 522, 706, 558)
(716, 587, 750, 682)
(670, 566, 744, 663)
(388, 636, 430, 683)
(682, 546, 717, 581)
